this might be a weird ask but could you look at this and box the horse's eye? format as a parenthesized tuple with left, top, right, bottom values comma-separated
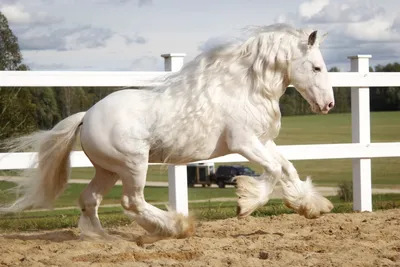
(313, 66, 321, 72)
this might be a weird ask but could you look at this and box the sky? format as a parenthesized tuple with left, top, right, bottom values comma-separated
(1, 0, 400, 72)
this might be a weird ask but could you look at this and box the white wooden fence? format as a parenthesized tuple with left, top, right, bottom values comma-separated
(1, 53, 400, 216)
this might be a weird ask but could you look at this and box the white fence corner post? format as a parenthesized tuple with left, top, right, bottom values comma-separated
(162, 52, 189, 215)
(348, 54, 372, 212)
(161, 53, 186, 72)
(167, 165, 189, 215)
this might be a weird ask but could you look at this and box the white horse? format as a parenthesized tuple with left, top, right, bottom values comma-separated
(1, 23, 334, 245)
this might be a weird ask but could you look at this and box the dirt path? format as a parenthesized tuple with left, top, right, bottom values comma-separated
(1, 209, 399, 266)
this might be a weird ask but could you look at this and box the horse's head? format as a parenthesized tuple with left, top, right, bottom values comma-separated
(288, 30, 334, 114)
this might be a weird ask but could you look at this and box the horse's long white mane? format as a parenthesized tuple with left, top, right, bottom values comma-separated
(154, 23, 313, 99)
(146, 24, 317, 162)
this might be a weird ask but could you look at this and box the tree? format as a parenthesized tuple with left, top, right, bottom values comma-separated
(30, 87, 61, 129)
(0, 12, 28, 71)
(280, 87, 311, 116)
(0, 11, 35, 141)
(371, 63, 400, 111)
(0, 88, 36, 141)
(55, 87, 92, 118)
(328, 67, 351, 113)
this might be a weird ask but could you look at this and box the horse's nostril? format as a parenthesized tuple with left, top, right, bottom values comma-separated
(328, 102, 334, 109)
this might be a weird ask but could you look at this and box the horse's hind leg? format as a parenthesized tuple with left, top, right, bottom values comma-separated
(117, 150, 195, 246)
(78, 165, 119, 239)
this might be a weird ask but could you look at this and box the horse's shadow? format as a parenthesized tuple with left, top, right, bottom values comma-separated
(1, 228, 144, 243)
(1, 229, 80, 242)
(231, 230, 284, 238)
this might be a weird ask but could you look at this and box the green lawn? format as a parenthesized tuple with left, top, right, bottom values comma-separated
(276, 110, 399, 145)
(0, 181, 237, 208)
(1, 191, 400, 232)
(271, 111, 400, 186)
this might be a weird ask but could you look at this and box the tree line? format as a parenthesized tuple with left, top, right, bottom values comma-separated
(1, 11, 399, 143)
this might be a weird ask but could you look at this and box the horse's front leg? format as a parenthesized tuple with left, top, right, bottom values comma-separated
(228, 135, 284, 218)
(265, 141, 333, 219)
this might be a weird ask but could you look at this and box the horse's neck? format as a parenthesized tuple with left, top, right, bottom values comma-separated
(266, 66, 290, 98)
(242, 74, 289, 139)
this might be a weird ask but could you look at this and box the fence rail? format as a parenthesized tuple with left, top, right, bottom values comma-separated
(2, 142, 400, 170)
(0, 53, 399, 215)
(2, 70, 400, 88)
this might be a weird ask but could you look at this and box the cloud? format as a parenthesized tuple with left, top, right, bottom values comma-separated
(0, 4, 30, 24)
(274, 0, 400, 66)
(342, 18, 399, 42)
(197, 35, 237, 53)
(16, 22, 147, 51)
(19, 35, 65, 51)
(26, 62, 71, 70)
(123, 34, 147, 45)
(1, 1, 148, 53)
(138, 0, 152, 7)
(301, 1, 386, 24)
(129, 55, 161, 71)
(391, 14, 400, 32)
(92, 0, 153, 7)
(0, 3, 63, 26)
(18, 25, 115, 51)
(324, 41, 399, 65)
(0, 0, 18, 5)
(298, 0, 329, 19)
(72, 26, 115, 49)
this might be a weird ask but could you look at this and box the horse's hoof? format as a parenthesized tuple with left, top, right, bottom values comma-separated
(173, 213, 196, 239)
(235, 175, 270, 219)
(236, 203, 256, 219)
(236, 206, 247, 219)
(236, 205, 241, 217)
(284, 195, 333, 219)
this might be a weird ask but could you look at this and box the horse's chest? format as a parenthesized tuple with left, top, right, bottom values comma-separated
(254, 117, 281, 143)
(238, 100, 281, 139)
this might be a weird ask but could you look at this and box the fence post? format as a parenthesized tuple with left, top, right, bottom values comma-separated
(161, 53, 186, 72)
(167, 165, 189, 215)
(161, 53, 189, 215)
(348, 55, 372, 212)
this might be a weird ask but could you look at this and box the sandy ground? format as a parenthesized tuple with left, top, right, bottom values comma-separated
(0, 209, 400, 267)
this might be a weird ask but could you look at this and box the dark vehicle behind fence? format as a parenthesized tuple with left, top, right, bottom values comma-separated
(186, 163, 215, 187)
(210, 165, 258, 188)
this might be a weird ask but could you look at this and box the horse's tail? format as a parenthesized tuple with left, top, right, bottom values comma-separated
(0, 112, 86, 213)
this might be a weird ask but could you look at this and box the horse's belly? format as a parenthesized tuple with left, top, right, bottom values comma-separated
(148, 131, 229, 164)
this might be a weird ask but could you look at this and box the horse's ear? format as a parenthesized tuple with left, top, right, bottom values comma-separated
(308, 30, 318, 46)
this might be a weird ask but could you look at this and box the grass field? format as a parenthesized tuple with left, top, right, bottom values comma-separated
(0, 181, 237, 208)
(1, 188, 399, 232)
(67, 111, 400, 186)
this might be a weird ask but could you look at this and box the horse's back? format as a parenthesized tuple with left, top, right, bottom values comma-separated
(84, 88, 158, 132)
(80, 87, 231, 167)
